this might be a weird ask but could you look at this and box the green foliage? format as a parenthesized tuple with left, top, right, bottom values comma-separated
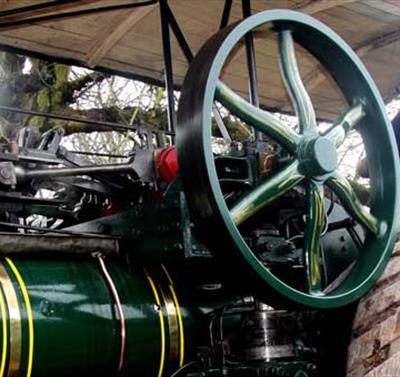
(0, 53, 244, 141)
(54, 64, 70, 85)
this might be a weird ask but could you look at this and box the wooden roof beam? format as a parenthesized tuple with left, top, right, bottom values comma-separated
(0, 0, 99, 23)
(85, 3, 157, 68)
(0, 1, 7, 11)
(293, 0, 358, 14)
(356, 26, 400, 56)
(383, 77, 400, 103)
(304, 25, 400, 94)
(226, 0, 358, 78)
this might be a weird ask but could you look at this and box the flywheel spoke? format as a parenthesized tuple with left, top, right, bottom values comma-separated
(326, 173, 379, 234)
(304, 181, 325, 295)
(216, 81, 300, 153)
(278, 30, 317, 133)
(230, 161, 303, 225)
(323, 101, 366, 147)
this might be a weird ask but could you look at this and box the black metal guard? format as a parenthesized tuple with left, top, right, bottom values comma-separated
(242, 0, 262, 141)
(242, 0, 260, 108)
(166, 3, 193, 63)
(220, 0, 233, 29)
(159, 0, 176, 137)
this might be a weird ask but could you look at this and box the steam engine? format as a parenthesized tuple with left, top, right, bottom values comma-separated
(0, 9, 397, 377)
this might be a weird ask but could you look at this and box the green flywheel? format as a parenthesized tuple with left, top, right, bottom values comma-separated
(177, 10, 399, 308)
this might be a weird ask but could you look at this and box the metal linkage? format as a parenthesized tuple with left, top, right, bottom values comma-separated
(70, 151, 128, 159)
(17, 162, 136, 180)
(0, 221, 109, 237)
(0, 105, 158, 133)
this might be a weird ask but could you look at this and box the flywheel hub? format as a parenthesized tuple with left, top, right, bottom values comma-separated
(299, 137, 338, 177)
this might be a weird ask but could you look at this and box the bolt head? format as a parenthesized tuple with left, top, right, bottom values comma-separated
(0, 167, 11, 179)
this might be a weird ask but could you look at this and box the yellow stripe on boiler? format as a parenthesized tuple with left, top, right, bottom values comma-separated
(5, 258, 34, 377)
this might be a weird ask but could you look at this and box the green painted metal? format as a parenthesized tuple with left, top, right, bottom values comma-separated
(278, 30, 316, 133)
(303, 181, 325, 295)
(0, 257, 213, 377)
(177, 10, 400, 308)
(215, 81, 300, 153)
(323, 102, 365, 147)
(326, 173, 379, 234)
(230, 161, 303, 225)
(320, 201, 360, 287)
(298, 137, 337, 176)
(64, 192, 213, 264)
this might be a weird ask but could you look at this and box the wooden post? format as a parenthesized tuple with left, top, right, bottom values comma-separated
(347, 242, 400, 376)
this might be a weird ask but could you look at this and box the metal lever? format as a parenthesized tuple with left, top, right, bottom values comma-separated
(15, 162, 137, 182)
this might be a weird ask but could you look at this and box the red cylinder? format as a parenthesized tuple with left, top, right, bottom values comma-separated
(156, 146, 178, 183)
